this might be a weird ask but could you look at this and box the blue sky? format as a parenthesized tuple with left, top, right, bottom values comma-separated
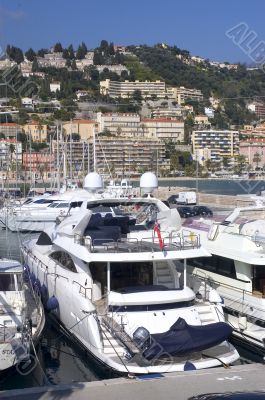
(0, 0, 264, 63)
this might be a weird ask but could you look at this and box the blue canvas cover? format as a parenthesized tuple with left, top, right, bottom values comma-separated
(143, 317, 232, 361)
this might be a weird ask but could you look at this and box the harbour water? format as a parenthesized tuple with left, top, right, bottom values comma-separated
(157, 179, 265, 196)
(0, 228, 263, 390)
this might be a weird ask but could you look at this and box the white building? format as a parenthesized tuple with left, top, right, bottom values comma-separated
(171, 86, 203, 104)
(97, 112, 141, 137)
(50, 82, 61, 93)
(100, 79, 167, 99)
(96, 65, 129, 76)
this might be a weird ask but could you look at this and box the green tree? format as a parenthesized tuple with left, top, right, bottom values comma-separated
(32, 57, 39, 72)
(54, 42, 63, 52)
(68, 44, 75, 59)
(132, 89, 142, 103)
(253, 152, 261, 169)
(25, 48, 36, 61)
(76, 42, 87, 59)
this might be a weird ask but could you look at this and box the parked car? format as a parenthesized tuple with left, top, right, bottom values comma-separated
(192, 206, 213, 217)
(177, 206, 195, 218)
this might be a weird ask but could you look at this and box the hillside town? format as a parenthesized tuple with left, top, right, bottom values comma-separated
(1, 41, 265, 188)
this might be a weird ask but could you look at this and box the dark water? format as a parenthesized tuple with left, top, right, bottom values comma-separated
(0, 229, 263, 391)
(157, 179, 265, 196)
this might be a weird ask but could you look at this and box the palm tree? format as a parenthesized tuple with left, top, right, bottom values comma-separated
(253, 152, 261, 170)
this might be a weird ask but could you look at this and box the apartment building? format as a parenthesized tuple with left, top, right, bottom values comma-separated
(37, 53, 66, 68)
(0, 123, 21, 138)
(97, 113, 141, 137)
(192, 130, 239, 163)
(100, 79, 167, 98)
(95, 65, 129, 76)
(75, 52, 94, 71)
(89, 136, 166, 177)
(52, 140, 90, 179)
(50, 82, 61, 93)
(151, 107, 183, 119)
(63, 119, 97, 141)
(142, 118, 184, 142)
(23, 122, 48, 142)
(171, 86, 203, 104)
(22, 151, 55, 180)
(247, 102, 265, 119)
(239, 138, 265, 167)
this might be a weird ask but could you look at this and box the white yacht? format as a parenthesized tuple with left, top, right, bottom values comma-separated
(0, 178, 135, 233)
(0, 258, 45, 372)
(181, 203, 265, 351)
(21, 173, 239, 375)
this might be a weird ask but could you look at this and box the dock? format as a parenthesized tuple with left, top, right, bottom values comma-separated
(1, 364, 265, 399)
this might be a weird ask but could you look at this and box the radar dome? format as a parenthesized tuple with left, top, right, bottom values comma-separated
(140, 172, 158, 194)
(84, 172, 103, 192)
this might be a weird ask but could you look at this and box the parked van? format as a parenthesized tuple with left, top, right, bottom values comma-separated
(176, 191, 197, 205)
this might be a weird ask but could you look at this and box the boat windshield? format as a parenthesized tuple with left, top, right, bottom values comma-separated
(0, 273, 19, 291)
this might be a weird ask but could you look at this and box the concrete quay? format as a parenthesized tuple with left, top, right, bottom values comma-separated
(1, 364, 265, 400)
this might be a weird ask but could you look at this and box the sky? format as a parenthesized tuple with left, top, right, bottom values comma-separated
(0, 0, 264, 63)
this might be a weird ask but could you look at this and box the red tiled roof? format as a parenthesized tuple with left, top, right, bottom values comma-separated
(0, 123, 19, 126)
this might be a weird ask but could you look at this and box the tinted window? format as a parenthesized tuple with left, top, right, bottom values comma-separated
(189, 255, 236, 279)
(50, 251, 77, 273)
(0, 274, 16, 291)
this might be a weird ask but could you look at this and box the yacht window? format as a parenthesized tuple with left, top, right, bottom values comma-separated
(50, 251, 77, 273)
(253, 265, 265, 293)
(55, 203, 69, 208)
(110, 262, 153, 291)
(189, 255, 236, 279)
(89, 205, 112, 213)
(47, 203, 58, 208)
(33, 199, 54, 204)
(70, 201, 83, 208)
(0, 274, 16, 291)
(89, 262, 107, 294)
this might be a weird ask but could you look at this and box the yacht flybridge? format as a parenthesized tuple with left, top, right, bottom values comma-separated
(22, 173, 238, 374)
(182, 203, 265, 351)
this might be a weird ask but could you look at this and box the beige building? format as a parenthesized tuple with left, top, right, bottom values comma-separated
(171, 86, 203, 104)
(23, 122, 48, 142)
(63, 119, 97, 141)
(142, 118, 184, 142)
(0, 123, 21, 138)
(97, 113, 184, 142)
(100, 79, 167, 98)
(194, 115, 209, 125)
(97, 113, 141, 137)
(89, 136, 167, 177)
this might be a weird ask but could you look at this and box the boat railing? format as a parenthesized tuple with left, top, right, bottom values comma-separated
(83, 230, 201, 253)
(192, 270, 253, 307)
(72, 280, 92, 299)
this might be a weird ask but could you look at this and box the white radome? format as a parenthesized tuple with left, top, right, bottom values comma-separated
(140, 172, 158, 194)
(84, 172, 103, 192)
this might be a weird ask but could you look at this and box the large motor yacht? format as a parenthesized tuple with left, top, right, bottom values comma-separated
(0, 258, 45, 372)
(0, 178, 135, 233)
(21, 173, 239, 375)
(182, 202, 265, 351)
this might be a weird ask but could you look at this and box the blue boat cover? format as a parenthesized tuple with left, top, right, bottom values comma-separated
(143, 317, 233, 361)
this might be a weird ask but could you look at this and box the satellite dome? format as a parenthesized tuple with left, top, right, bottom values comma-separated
(84, 172, 103, 192)
(140, 172, 158, 194)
